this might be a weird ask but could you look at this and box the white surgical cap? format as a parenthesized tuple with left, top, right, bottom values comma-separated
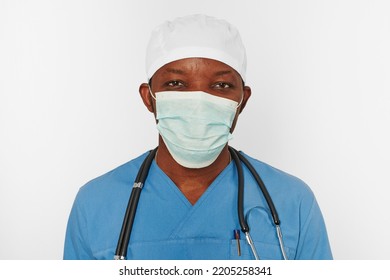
(145, 14, 247, 82)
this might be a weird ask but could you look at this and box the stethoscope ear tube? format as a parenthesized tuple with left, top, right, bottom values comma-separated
(230, 146, 286, 260)
(234, 148, 281, 226)
(114, 186, 142, 259)
(229, 147, 249, 233)
(114, 148, 157, 260)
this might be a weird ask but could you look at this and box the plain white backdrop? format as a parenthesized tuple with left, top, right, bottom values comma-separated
(1, 0, 389, 260)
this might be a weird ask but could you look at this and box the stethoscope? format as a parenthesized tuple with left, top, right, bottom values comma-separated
(114, 146, 288, 260)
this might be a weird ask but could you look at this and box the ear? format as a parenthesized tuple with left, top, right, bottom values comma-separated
(238, 85, 252, 114)
(139, 83, 155, 113)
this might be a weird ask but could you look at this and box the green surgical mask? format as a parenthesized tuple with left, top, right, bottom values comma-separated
(153, 90, 239, 168)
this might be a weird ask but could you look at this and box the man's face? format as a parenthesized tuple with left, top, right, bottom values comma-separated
(140, 57, 251, 132)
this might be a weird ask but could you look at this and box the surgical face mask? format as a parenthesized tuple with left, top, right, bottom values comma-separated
(152, 90, 240, 168)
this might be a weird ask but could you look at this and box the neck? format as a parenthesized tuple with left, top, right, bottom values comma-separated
(156, 136, 231, 205)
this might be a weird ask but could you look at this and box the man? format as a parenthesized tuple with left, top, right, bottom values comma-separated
(64, 14, 332, 260)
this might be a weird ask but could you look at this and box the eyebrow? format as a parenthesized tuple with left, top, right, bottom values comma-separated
(214, 70, 233, 76)
(165, 68, 186, 75)
(163, 68, 234, 77)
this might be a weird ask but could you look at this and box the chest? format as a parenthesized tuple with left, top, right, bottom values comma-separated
(86, 163, 300, 260)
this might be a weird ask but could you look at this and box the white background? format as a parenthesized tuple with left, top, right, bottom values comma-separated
(0, 0, 389, 260)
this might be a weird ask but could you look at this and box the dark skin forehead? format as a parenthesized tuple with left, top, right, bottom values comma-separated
(152, 58, 242, 82)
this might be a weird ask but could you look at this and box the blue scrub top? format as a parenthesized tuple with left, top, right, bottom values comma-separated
(64, 151, 332, 260)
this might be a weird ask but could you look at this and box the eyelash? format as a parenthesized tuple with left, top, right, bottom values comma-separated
(164, 80, 234, 89)
(213, 82, 233, 89)
(165, 80, 185, 87)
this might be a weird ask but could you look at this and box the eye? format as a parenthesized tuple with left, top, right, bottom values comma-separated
(213, 82, 233, 89)
(165, 80, 185, 87)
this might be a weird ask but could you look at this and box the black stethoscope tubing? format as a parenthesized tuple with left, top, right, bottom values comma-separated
(115, 147, 157, 259)
(231, 147, 280, 227)
(229, 147, 281, 235)
(114, 146, 282, 260)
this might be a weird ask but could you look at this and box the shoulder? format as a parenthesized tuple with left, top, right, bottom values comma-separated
(75, 151, 150, 203)
(239, 151, 315, 203)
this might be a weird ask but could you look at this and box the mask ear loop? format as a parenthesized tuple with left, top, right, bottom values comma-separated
(148, 85, 158, 115)
(236, 93, 244, 109)
(148, 85, 156, 100)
